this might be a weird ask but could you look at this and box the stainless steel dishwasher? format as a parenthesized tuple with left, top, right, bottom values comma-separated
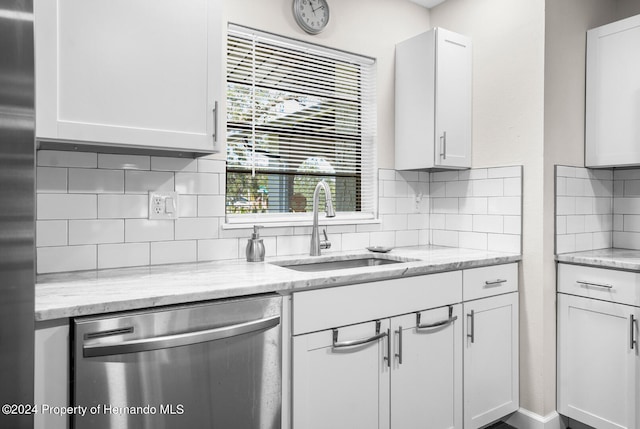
(72, 294, 281, 429)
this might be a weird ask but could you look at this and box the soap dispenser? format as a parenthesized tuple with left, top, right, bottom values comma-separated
(246, 225, 265, 262)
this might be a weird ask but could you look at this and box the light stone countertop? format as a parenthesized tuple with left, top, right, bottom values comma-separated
(556, 248, 640, 271)
(36, 245, 521, 321)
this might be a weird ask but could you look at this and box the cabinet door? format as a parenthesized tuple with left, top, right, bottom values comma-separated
(463, 293, 519, 429)
(292, 320, 390, 429)
(35, 0, 222, 153)
(435, 28, 472, 169)
(557, 293, 639, 429)
(390, 305, 462, 429)
(586, 15, 640, 167)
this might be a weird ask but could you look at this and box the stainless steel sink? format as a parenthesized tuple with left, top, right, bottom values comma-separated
(273, 255, 417, 272)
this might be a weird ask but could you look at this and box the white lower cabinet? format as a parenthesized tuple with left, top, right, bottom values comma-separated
(463, 292, 519, 429)
(557, 293, 639, 429)
(390, 305, 463, 429)
(290, 263, 519, 429)
(292, 320, 391, 429)
(292, 306, 463, 429)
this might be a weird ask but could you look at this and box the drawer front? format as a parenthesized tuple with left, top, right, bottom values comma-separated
(557, 263, 640, 307)
(292, 271, 462, 336)
(463, 263, 518, 301)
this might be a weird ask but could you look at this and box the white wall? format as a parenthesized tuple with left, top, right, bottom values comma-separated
(222, 0, 432, 169)
(429, 0, 549, 416)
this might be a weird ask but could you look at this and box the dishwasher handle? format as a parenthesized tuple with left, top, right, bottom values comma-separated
(83, 315, 280, 358)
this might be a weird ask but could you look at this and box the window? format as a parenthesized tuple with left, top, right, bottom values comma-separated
(225, 24, 377, 224)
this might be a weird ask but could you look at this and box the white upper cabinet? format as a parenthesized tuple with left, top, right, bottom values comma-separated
(395, 27, 472, 170)
(35, 0, 223, 154)
(586, 14, 640, 167)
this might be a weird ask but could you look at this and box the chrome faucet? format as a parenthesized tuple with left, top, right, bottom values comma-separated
(310, 180, 336, 256)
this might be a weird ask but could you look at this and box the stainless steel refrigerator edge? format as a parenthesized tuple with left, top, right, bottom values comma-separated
(0, 0, 36, 428)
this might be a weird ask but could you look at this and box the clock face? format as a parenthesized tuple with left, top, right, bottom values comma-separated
(293, 0, 329, 35)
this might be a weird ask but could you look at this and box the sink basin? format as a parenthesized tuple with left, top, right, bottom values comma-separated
(273, 255, 418, 272)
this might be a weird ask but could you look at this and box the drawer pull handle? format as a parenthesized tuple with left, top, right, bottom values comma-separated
(416, 306, 458, 329)
(467, 310, 475, 344)
(395, 326, 403, 365)
(631, 315, 637, 350)
(485, 279, 507, 286)
(332, 320, 387, 349)
(576, 280, 613, 289)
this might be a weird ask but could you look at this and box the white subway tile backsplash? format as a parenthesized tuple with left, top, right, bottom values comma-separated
(175, 172, 219, 195)
(446, 180, 471, 197)
(565, 216, 586, 234)
(98, 194, 148, 219)
(556, 165, 576, 178)
(504, 216, 522, 235)
(175, 217, 219, 240)
(369, 231, 395, 247)
(378, 197, 396, 214)
(407, 213, 429, 230)
(178, 195, 198, 217)
(488, 234, 520, 253)
(487, 166, 521, 178)
(37, 194, 97, 220)
(574, 197, 594, 215)
(125, 170, 174, 194)
(445, 214, 472, 231)
(125, 219, 173, 242)
(69, 219, 124, 245)
(395, 230, 419, 247)
(98, 154, 150, 170)
(487, 197, 521, 215)
(341, 232, 370, 251)
(503, 177, 522, 196)
(473, 179, 504, 197)
(459, 197, 488, 215)
(197, 195, 225, 217)
(151, 157, 197, 172)
(458, 168, 487, 181)
(381, 214, 408, 231)
(37, 167, 67, 193)
(459, 231, 488, 250)
(556, 197, 576, 216)
(556, 234, 576, 254)
(432, 171, 458, 182)
(431, 197, 458, 214)
(198, 238, 239, 261)
(36, 220, 68, 247)
(473, 215, 503, 233)
(37, 150, 97, 168)
(432, 229, 459, 247)
(197, 159, 226, 174)
(151, 240, 197, 265)
(69, 169, 124, 194)
(37, 245, 97, 273)
(98, 243, 150, 269)
(36, 150, 521, 272)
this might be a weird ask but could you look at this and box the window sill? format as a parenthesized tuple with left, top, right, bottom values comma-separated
(222, 213, 380, 230)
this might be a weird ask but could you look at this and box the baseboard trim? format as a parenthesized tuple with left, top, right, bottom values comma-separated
(504, 408, 563, 429)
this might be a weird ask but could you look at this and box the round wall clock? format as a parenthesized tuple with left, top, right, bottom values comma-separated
(293, 0, 330, 35)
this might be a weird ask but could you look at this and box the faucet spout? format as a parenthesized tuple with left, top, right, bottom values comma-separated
(310, 180, 335, 256)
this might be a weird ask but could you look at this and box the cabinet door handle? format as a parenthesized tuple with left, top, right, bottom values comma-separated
(416, 306, 458, 329)
(332, 320, 386, 349)
(631, 315, 637, 350)
(212, 100, 218, 143)
(440, 131, 447, 159)
(385, 328, 391, 367)
(467, 310, 475, 344)
(576, 280, 613, 289)
(485, 279, 507, 286)
(395, 326, 403, 365)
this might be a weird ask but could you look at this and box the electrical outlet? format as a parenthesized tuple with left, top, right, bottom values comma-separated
(148, 191, 179, 220)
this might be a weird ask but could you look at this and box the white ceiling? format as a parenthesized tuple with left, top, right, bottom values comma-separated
(408, 0, 447, 9)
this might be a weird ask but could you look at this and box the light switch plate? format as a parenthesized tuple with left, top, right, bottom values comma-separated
(149, 191, 179, 220)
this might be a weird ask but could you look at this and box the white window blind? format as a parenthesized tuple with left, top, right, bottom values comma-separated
(225, 24, 377, 223)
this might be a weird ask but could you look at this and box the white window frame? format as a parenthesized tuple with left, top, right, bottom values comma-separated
(224, 24, 378, 229)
